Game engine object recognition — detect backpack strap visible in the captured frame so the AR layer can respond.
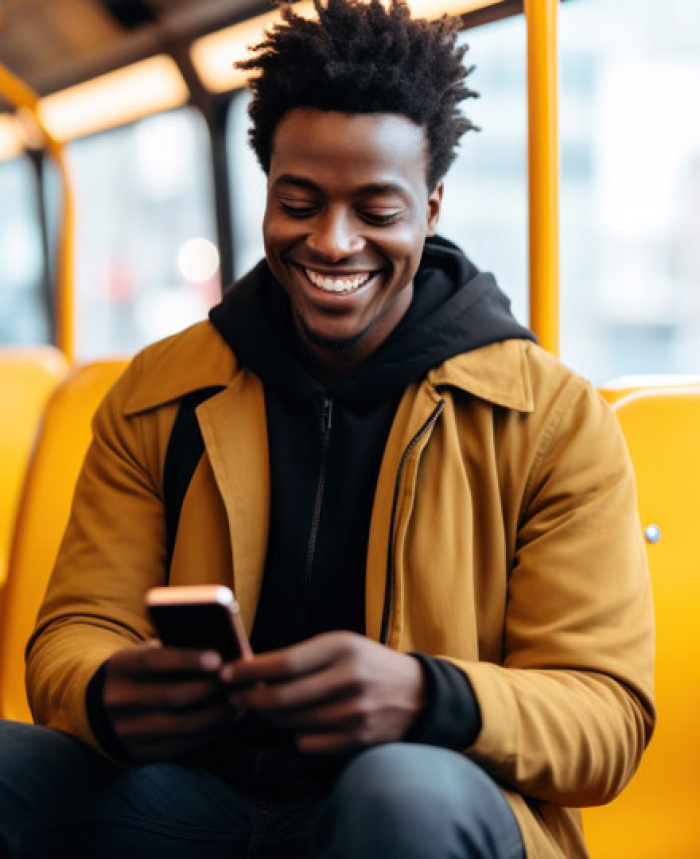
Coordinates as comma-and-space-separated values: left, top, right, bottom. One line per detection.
162, 386, 225, 576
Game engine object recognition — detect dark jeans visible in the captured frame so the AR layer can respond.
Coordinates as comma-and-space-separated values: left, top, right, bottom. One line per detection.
0, 720, 524, 859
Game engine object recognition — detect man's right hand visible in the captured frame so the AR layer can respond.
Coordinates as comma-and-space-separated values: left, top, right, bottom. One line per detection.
102, 641, 235, 763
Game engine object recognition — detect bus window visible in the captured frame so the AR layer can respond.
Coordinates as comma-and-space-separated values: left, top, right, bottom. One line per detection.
0, 156, 49, 345
439, 15, 528, 327
66, 107, 219, 359
560, 0, 700, 384
227, 91, 266, 280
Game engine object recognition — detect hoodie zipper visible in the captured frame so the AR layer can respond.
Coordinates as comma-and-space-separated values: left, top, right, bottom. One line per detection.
302, 394, 334, 632
379, 399, 445, 644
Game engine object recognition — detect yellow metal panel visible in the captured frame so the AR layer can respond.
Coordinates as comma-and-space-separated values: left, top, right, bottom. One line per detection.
0, 348, 68, 586
525, 0, 560, 354
0, 63, 76, 363
0, 114, 23, 161
0, 359, 128, 723
583, 386, 700, 858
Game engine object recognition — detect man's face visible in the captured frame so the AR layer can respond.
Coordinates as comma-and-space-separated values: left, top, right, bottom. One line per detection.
263, 109, 443, 371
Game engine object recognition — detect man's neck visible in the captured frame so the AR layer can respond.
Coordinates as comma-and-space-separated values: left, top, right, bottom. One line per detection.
290, 284, 415, 387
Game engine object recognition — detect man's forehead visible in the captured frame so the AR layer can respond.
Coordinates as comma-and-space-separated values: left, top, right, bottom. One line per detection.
273, 108, 427, 158
273, 173, 411, 197
269, 109, 429, 186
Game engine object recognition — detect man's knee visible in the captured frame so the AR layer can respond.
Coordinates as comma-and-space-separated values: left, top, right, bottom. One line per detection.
0, 719, 78, 785
0, 719, 106, 785
0, 721, 111, 846
312, 743, 523, 859
328, 743, 493, 829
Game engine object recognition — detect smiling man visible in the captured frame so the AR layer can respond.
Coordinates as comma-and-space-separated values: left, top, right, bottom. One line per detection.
0, 1, 655, 858
262, 109, 442, 374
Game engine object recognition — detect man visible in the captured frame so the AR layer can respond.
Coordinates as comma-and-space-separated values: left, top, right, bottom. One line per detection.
0, 1, 654, 857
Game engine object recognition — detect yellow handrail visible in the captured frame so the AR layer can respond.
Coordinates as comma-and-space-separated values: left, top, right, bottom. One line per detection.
525, 0, 560, 355
0, 64, 75, 363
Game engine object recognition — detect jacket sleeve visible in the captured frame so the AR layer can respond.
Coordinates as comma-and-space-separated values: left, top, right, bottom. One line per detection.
25, 352, 169, 751
452, 377, 656, 807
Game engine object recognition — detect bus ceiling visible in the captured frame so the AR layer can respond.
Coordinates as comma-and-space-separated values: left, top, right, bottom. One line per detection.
0, 0, 530, 102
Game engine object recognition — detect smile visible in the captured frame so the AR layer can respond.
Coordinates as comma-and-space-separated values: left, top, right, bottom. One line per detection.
302, 267, 373, 295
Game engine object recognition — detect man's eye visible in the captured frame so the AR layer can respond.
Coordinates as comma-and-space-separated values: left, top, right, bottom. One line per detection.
279, 202, 317, 218
360, 210, 403, 226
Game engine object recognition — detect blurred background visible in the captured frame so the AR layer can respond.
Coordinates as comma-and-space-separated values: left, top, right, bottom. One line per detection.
0, 0, 698, 384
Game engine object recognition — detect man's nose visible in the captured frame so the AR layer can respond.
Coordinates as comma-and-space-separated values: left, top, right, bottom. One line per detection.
305, 209, 365, 261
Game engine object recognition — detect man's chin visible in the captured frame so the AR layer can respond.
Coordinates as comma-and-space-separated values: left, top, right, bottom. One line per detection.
300, 319, 374, 354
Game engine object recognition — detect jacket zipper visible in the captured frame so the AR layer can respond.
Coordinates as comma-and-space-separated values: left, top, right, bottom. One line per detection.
379, 399, 445, 644
302, 394, 334, 632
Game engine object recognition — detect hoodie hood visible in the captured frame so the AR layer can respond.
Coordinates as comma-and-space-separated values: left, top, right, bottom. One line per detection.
209, 235, 535, 405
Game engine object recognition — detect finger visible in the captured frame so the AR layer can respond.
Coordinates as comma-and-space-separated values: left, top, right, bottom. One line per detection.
230, 666, 357, 713
295, 731, 366, 755
105, 676, 225, 713
222, 632, 354, 685
110, 645, 222, 679
116, 703, 229, 753
256, 697, 363, 733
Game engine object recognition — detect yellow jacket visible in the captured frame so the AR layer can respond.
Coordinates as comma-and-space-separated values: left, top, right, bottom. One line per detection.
27, 319, 655, 858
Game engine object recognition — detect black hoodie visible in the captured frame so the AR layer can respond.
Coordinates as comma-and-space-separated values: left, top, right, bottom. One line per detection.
210, 235, 534, 650
202, 236, 535, 795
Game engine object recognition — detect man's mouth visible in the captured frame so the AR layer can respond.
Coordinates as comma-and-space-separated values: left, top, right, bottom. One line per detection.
301, 266, 374, 295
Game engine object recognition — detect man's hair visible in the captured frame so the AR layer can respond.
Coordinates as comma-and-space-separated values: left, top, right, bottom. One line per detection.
237, 0, 478, 189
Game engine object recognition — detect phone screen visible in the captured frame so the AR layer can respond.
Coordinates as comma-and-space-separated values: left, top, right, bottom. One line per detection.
148, 601, 249, 661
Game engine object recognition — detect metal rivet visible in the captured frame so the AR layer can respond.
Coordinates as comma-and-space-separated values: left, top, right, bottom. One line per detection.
644, 524, 662, 544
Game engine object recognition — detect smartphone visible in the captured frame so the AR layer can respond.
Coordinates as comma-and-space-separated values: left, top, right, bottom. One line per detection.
146, 585, 252, 661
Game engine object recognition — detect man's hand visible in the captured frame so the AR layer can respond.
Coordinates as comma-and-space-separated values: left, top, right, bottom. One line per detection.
102, 641, 236, 763
220, 632, 427, 754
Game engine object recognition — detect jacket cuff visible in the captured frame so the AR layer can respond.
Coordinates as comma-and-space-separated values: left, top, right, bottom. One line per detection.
85, 661, 131, 764
405, 654, 482, 749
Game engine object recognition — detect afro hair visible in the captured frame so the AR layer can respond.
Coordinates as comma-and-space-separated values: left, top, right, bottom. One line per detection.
236, 0, 478, 189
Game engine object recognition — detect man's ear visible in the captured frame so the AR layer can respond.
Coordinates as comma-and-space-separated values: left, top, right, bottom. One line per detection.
426, 182, 444, 236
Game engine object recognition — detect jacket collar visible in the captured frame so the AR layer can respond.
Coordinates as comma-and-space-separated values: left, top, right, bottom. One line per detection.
428, 339, 534, 412
122, 320, 534, 417
122, 321, 237, 417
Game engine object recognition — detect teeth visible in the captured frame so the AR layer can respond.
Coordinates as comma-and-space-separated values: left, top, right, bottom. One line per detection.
304, 268, 371, 294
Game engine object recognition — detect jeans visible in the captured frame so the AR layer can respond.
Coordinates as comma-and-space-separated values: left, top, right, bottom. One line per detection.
0, 720, 524, 859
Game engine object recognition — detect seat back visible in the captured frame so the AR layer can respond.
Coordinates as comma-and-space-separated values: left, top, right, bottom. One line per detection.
0, 359, 129, 723
598, 374, 700, 405
0, 347, 68, 586
583, 386, 700, 858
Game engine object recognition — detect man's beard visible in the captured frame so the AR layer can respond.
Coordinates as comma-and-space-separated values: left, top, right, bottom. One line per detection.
299, 316, 376, 354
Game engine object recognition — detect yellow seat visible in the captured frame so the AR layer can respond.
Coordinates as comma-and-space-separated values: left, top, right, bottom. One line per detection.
583, 385, 700, 858
599, 374, 700, 405
0, 359, 128, 723
0, 347, 69, 587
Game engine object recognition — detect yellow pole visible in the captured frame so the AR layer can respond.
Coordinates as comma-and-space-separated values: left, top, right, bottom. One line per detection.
525, 0, 560, 355
0, 64, 75, 364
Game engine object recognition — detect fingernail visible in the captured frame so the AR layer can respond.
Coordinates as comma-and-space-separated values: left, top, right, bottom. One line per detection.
201, 652, 221, 671
220, 665, 235, 682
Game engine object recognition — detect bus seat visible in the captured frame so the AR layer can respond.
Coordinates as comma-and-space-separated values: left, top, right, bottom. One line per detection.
0, 347, 68, 588
599, 374, 700, 405
0, 358, 129, 723
583, 385, 700, 858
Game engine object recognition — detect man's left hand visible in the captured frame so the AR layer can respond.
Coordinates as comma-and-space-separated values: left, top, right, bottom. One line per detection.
220, 632, 427, 753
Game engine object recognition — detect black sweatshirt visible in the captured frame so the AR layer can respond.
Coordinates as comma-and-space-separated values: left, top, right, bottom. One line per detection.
87, 236, 535, 796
